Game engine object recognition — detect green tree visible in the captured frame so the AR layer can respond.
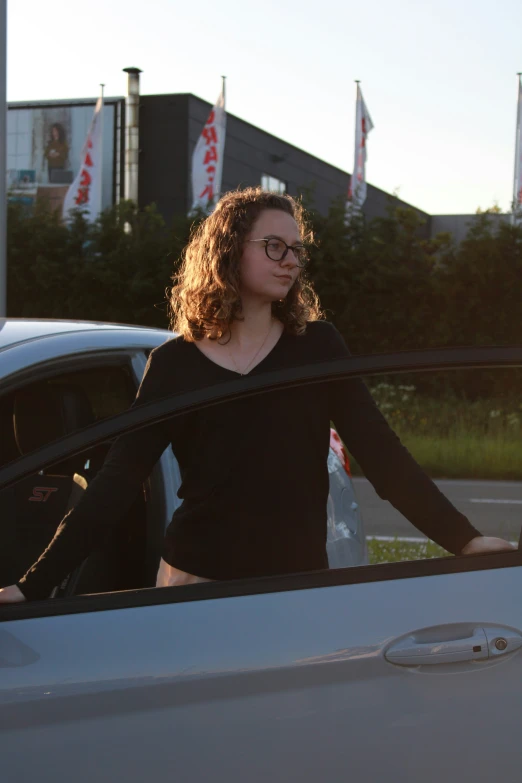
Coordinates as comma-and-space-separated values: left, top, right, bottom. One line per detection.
438, 212, 522, 347
7, 200, 200, 328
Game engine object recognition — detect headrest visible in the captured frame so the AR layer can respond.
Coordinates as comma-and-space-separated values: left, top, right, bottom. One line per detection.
13, 382, 95, 456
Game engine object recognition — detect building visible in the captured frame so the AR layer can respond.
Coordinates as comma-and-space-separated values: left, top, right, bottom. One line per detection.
430, 213, 510, 244
139, 92, 431, 236
7, 90, 504, 243
7, 96, 120, 214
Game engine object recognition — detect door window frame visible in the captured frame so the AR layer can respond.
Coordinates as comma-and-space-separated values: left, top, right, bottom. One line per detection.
2, 345, 522, 622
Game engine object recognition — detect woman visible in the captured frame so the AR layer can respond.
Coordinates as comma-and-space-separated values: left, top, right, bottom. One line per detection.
0, 188, 513, 603
44, 123, 69, 182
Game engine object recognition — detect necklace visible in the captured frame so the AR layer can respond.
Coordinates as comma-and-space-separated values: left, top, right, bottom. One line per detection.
227, 320, 275, 376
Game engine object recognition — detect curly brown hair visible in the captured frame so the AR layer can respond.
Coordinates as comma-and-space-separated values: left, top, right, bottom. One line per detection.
169, 187, 323, 341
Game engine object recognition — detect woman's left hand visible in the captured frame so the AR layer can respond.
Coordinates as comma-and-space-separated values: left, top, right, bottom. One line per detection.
461, 536, 516, 556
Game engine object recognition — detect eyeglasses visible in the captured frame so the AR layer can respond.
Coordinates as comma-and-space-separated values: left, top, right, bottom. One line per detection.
247, 237, 309, 267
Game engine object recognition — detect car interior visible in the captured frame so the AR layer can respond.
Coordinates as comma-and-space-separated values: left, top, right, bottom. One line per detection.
0, 362, 165, 597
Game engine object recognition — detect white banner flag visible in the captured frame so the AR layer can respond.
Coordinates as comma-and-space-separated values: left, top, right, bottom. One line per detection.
62, 95, 103, 222
513, 74, 522, 216
347, 84, 374, 208
191, 83, 226, 213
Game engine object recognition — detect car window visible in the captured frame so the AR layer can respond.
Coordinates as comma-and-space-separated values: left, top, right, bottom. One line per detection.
0, 362, 137, 471
51, 365, 137, 421
0, 361, 144, 592
1, 350, 521, 618
357, 368, 522, 566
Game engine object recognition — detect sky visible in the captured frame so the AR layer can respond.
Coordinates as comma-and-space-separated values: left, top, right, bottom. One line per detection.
7, 0, 522, 215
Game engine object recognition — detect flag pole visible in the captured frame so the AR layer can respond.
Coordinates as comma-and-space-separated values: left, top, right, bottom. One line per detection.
0, 0, 7, 318
512, 72, 522, 225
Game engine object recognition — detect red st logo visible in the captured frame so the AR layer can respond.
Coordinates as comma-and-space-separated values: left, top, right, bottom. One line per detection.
29, 487, 59, 503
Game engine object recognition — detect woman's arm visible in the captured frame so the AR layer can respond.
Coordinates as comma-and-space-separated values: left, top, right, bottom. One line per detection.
330, 374, 483, 554
324, 323, 482, 554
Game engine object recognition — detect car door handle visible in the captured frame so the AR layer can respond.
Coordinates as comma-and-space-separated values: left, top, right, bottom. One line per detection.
385, 624, 522, 667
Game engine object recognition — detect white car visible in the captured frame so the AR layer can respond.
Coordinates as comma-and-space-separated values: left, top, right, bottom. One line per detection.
0, 319, 521, 783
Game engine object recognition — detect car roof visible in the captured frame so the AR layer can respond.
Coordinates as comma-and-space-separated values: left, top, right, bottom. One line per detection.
0, 318, 170, 352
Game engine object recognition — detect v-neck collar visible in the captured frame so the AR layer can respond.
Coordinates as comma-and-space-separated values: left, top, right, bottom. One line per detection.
190, 329, 287, 376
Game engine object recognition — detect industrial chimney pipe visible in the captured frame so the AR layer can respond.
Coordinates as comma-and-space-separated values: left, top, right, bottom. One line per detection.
122, 67, 141, 205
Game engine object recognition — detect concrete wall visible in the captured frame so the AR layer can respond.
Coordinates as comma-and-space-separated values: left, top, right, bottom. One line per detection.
430, 213, 511, 243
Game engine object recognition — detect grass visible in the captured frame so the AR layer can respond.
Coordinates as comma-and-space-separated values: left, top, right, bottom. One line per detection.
351, 383, 522, 564
366, 536, 518, 565
367, 537, 449, 565
350, 432, 522, 481
398, 433, 522, 480
347, 382, 522, 481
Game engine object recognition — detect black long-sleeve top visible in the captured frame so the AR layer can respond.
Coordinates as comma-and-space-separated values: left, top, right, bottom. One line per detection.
17, 321, 481, 600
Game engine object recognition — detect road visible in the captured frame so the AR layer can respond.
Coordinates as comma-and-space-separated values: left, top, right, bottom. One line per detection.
354, 477, 522, 544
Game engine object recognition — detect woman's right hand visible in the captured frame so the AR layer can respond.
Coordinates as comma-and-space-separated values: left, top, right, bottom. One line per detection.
0, 585, 26, 603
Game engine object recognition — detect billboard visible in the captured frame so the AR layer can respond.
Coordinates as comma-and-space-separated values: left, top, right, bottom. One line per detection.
7, 101, 117, 214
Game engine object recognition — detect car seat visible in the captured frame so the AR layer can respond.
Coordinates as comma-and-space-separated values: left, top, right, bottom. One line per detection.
0, 382, 94, 590
1, 379, 150, 596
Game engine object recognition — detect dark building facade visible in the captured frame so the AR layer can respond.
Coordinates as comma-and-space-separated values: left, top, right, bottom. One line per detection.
138, 93, 431, 236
